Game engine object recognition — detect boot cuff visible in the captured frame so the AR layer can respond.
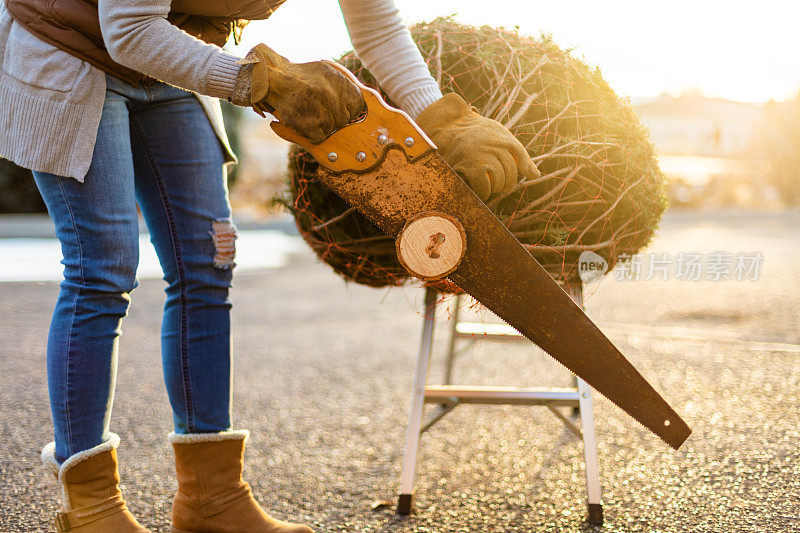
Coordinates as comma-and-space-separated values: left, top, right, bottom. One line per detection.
41, 433, 121, 481
41, 442, 60, 474
168, 430, 250, 444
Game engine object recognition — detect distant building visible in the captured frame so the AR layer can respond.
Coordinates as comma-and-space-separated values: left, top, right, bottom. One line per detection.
634, 95, 782, 208
635, 95, 762, 158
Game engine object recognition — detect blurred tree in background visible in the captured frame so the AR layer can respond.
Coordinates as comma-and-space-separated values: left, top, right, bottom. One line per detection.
221, 100, 243, 186
0, 158, 45, 213
762, 93, 800, 205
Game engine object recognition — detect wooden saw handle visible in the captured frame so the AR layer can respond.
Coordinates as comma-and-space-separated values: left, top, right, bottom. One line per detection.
270, 60, 436, 174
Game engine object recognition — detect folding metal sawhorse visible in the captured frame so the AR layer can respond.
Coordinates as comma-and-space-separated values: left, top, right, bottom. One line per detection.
396, 281, 603, 525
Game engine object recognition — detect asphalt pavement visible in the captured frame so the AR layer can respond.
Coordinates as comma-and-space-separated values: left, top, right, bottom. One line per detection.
1, 210, 799, 532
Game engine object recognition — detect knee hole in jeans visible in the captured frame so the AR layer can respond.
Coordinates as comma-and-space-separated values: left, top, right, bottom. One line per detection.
210, 218, 237, 269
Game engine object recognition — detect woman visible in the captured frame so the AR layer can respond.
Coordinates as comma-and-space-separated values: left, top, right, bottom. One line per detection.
0, 0, 537, 530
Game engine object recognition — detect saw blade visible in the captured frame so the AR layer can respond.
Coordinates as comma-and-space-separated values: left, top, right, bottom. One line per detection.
310, 147, 691, 449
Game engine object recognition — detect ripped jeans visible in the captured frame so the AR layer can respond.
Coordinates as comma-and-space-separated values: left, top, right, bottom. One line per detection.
33, 75, 235, 463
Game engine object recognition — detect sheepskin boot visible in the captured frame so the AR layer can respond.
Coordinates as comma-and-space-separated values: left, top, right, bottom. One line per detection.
169, 430, 313, 533
41, 434, 150, 532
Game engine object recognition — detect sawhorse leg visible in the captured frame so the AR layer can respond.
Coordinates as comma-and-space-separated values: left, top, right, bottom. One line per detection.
443, 295, 460, 385
565, 282, 603, 525
578, 377, 603, 524
397, 287, 438, 514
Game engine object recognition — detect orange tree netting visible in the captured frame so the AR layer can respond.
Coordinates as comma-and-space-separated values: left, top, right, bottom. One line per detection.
278, 18, 667, 290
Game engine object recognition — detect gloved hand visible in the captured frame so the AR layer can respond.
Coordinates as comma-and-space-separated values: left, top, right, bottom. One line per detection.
416, 93, 540, 201
231, 44, 365, 144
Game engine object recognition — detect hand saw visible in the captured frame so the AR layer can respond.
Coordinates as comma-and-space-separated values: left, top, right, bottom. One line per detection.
270, 61, 691, 449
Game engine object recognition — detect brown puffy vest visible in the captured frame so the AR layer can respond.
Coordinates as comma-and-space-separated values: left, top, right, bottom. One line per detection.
5, 0, 286, 86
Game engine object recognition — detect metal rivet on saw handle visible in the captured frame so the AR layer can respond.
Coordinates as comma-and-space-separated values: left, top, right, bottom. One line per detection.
377, 134, 388, 145
328, 152, 338, 162
356, 152, 367, 162
404, 137, 415, 147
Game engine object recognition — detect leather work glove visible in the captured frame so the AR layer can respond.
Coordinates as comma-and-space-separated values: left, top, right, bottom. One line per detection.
231, 44, 365, 144
416, 93, 540, 201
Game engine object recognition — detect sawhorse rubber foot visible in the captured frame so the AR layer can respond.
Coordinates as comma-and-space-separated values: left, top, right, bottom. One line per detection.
397, 493, 414, 515
587, 502, 604, 525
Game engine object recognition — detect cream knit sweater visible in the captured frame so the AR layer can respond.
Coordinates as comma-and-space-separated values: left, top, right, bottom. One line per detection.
0, 0, 442, 180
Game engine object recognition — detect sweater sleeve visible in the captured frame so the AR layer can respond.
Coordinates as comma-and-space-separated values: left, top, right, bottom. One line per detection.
97, 0, 242, 99
338, 0, 442, 118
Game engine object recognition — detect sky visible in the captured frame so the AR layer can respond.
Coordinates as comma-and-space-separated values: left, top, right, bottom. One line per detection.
230, 0, 800, 103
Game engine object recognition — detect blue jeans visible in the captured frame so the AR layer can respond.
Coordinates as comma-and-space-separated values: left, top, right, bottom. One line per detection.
33, 75, 235, 464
